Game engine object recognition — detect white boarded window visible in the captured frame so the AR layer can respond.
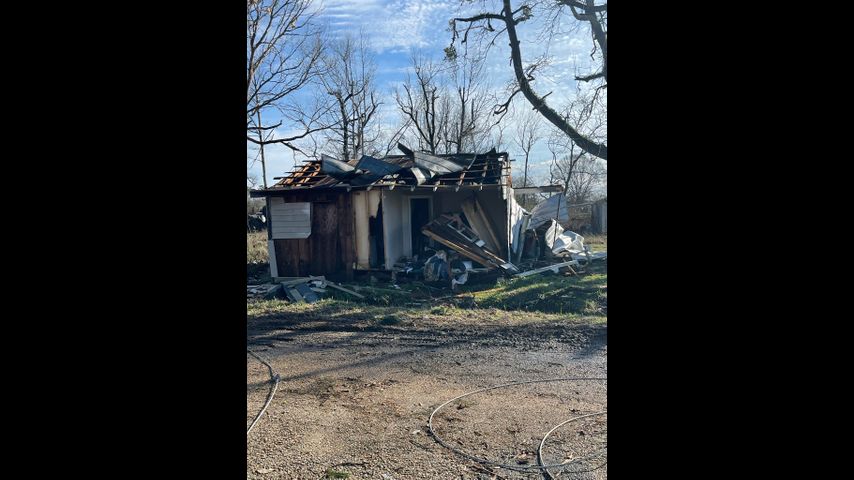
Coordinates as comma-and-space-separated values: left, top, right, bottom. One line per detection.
269, 199, 311, 239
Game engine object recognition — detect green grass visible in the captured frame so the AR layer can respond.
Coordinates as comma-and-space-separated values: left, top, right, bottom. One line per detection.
248, 297, 604, 331
248, 261, 606, 325
456, 261, 607, 314
248, 235, 607, 319
325, 468, 350, 479
583, 233, 607, 252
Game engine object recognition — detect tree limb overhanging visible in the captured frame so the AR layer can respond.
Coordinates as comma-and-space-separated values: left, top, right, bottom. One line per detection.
452, 0, 607, 160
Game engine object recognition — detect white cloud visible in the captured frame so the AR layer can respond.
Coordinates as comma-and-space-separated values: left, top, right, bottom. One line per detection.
251, 1, 604, 185
318, 0, 453, 52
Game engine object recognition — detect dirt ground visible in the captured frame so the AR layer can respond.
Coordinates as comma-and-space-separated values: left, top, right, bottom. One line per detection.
247, 305, 607, 480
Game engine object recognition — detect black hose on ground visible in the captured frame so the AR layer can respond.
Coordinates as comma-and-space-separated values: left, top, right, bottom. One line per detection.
247, 350, 281, 435
428, 377, 607, 473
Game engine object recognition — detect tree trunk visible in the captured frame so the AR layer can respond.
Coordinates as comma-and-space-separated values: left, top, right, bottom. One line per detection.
501, 0, 607, 160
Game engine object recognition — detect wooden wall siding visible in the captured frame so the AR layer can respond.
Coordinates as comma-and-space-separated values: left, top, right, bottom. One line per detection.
272, 191, 355, 280
310, 202, 339, 273
269, 198, 311, 239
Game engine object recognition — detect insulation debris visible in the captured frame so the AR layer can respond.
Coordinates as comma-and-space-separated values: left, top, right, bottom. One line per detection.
544, 219, 585, 256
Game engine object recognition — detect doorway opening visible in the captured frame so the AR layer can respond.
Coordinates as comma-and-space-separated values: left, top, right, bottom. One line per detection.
410, 198, 430, 260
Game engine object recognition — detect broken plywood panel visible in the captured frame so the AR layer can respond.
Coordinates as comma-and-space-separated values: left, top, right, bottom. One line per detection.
460, 197, 501, 253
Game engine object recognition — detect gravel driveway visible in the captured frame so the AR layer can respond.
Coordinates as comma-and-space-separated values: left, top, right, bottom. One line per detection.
247, 306, 607, 479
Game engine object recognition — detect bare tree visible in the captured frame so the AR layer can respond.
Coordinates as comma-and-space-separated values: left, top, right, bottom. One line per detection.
513, 108, 543, 187
449, 0, 608, 160
320, 33, 382, 161
446, 51, 492, 154
395, 53, 494, 155
395, 56, 445, 154
247, 0, 327, 186
547, 93, 606, 205
491, 115, 510, 152
551, 153, 605, 204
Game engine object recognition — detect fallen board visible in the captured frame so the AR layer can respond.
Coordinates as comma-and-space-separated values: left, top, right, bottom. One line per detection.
324, 282, 365, 299
516, 260, 580, 278
273, 276, 326, 286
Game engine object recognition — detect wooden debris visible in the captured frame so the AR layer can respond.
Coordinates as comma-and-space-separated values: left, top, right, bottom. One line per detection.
294, 282, 319, 303
421, 215, 517, 273
285, 287, 304, 302
273, 276, 326, 286
247, 283, 282, 300
460, 197, 501, 253
325, 282, 366, 299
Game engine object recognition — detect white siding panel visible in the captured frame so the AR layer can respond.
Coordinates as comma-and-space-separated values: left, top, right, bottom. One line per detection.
269, 198, 311, 239
268, 240, 278, 277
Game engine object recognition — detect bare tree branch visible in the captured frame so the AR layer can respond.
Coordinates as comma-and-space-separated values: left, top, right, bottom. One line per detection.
247, 0, 328, 176
575, 71, 604, 82
451, 1, 607, 160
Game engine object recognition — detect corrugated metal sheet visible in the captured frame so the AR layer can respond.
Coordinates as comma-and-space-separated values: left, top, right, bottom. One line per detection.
349, 155, 405, 186
527, 194, 571, 230
254, 151, 508, 193
269, 199, 311, 239
413, 151, 469, 175
320, 154, 357, 180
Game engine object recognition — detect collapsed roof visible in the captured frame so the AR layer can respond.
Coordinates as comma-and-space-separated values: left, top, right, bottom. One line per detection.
250, 145, 510, 194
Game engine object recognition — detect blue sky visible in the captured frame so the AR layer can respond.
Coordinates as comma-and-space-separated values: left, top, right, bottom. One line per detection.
248, 0, 603, 187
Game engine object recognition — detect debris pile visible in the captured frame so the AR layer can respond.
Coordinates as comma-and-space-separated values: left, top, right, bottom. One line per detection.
422, 214, 517, 273
415, 195, 605, 282
247, 275, 365, 304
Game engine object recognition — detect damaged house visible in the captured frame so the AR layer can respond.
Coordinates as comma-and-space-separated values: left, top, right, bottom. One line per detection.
249, 146, 562, 281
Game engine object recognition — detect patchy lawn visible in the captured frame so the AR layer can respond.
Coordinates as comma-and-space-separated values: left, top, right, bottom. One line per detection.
248, 231, 268, 264
583, 233, 607, 252
254, 261, 608, 322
